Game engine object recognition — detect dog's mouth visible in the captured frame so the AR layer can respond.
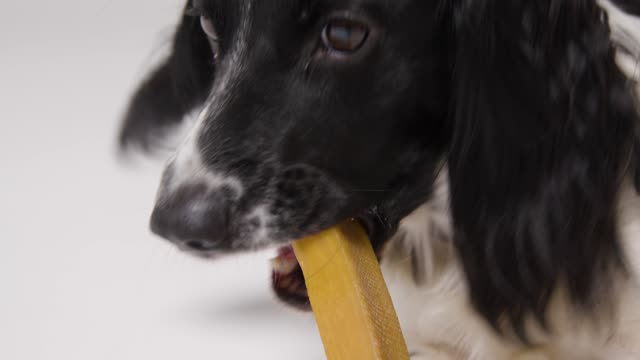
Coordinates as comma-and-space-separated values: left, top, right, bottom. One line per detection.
269, 215, 386, 311
271, 245, 311, 310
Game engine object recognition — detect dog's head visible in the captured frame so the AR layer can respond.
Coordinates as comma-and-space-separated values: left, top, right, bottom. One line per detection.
121, 0, 640, 336
128, 0, 450, 255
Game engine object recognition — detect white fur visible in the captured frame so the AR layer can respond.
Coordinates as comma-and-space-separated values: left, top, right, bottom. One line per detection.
243, 204, 276, 249
167, 124, 244, 197
601, 0, 640, 84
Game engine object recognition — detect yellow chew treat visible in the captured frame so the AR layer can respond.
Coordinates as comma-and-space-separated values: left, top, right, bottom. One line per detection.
292, 220, 409, 360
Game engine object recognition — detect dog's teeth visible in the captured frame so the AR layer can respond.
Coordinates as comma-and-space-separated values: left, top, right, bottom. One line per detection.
270, 258, 298, 274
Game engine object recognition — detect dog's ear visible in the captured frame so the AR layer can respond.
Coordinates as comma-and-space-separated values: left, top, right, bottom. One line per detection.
119, 2, 214, 153
447, 0, 639, 337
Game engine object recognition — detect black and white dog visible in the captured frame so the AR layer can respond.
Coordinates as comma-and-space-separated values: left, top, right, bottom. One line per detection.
120, 0, 640, 358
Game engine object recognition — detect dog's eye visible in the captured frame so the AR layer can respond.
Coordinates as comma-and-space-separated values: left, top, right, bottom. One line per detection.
200, 16, 221, 56
321, 20, 369, 53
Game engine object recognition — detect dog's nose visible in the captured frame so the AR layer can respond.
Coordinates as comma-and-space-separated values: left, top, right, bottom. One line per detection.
150, 183, 230, 248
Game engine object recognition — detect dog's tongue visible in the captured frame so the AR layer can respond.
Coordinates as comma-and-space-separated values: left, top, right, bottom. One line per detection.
271, 245, 299, 274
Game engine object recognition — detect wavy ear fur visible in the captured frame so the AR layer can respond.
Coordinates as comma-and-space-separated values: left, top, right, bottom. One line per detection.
119, 1, 214, 153
447, 0, 640, 337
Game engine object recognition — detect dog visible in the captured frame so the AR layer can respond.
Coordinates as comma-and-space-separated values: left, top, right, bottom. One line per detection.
120, 0, 640, 358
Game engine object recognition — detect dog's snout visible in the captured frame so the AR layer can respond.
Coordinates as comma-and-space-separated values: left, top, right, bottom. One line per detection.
150, 183, 231, 247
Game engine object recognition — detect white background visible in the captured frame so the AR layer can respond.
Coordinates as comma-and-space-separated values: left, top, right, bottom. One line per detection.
0, 1, 323, 359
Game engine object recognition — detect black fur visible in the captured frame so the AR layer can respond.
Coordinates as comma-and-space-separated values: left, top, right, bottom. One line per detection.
121, 0, 640, 340
447, 0, 639, 336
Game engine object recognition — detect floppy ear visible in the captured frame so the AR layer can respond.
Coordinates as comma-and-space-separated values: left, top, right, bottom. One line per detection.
119, 1, 214, 153
447, 0, 639, 337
